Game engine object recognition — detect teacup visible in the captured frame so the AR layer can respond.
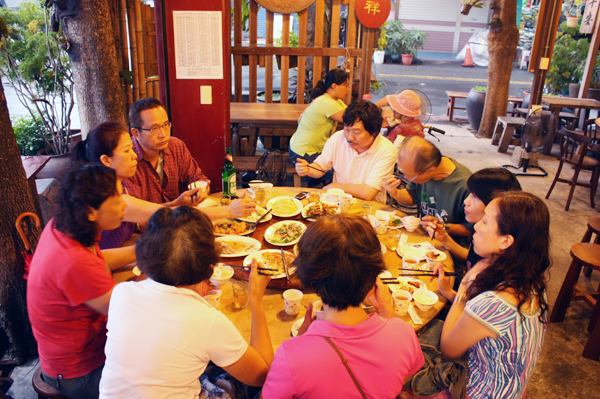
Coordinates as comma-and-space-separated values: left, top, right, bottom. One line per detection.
283, 289, 303, 316
326, 188, 345, 205
259, 183, 274, 199
375, 214, 390, 235
204, 289, 222, 309
402, 255, 421, 274
392, 290, 412, 316
339, 193, 356, 212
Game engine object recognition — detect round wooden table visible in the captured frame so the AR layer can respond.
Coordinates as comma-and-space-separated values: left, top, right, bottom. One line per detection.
114, 186, 455, 350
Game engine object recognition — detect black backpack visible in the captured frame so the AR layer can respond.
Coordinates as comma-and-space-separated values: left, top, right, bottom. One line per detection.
255, 150, 287, 186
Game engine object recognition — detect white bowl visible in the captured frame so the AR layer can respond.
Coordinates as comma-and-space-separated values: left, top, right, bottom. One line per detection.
379, 270, 392, 279
210, 264, 234, 286
402, 216, 421, 232
424, 250, 447, 267
412, 289, 439, 312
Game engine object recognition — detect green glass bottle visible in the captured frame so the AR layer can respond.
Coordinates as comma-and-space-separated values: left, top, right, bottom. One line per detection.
222, 147, 236, 196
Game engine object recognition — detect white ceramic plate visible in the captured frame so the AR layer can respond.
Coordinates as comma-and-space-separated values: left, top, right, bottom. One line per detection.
267, 196, 304, 217
213, 219, 257, 236
235, 206, 272, 224
301, 202, 340, 222
388, 214, 403, 230
387, 277, 427, 295
291, 317, 304, 337
396, 242, 436, 260
264, 221, 307, 246
216, 236, 262, 258
243, 249, 297, 279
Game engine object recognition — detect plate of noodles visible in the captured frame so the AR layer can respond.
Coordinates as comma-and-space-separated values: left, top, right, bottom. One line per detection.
266, 196, 303, 217
216, 236, 262, 257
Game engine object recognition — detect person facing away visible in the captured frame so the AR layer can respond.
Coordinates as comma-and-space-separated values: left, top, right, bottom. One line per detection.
376, 89, 425, 145
27, 164, 136, 399
289, 68, 350, 187
72, 122, 256, 250
125, 97, 210, 206
99, 206, 273, 398
295, 100, 398, 203
383, 136, 473, 239
440, 192, 550, 399
262, 214, 424, 399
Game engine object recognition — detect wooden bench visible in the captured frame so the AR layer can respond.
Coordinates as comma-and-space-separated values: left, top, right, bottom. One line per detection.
491, 116, 525, 153
233, 155, 301, 187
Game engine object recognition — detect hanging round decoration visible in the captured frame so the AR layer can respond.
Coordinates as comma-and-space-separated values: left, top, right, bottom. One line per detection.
355, 0, 391, 29
255, 0, 316, 15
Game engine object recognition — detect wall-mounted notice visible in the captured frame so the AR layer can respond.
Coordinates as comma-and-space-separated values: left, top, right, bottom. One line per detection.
173, 11, 223, 79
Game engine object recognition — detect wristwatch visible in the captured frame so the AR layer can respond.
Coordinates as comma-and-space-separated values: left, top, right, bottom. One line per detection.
444, 223, 450, 233
454, 292, 468, 305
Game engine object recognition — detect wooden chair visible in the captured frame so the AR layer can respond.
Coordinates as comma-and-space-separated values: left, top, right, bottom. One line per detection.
549, 242, 600, 360
545, 128, 600, 211
583, 217, 600, 277
32, 366, 72, 399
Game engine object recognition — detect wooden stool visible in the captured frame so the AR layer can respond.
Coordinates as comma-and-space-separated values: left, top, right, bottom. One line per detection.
583, 217, 600, 277
491, 116, 525, 153
549, 242, 600, 360
32, 366, 72, 399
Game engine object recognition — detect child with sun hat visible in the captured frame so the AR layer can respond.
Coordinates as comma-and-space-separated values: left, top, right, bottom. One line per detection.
376, 89, 424, 144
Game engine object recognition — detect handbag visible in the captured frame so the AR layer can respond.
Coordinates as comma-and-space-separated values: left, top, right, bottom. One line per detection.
405, 319, 468, 399
323, 337, 368, 399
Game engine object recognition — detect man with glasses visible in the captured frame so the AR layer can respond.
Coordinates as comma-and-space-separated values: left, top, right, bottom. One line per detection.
383, 136, 473, 239
295, 100, 397, 203
126, 98, 209, 206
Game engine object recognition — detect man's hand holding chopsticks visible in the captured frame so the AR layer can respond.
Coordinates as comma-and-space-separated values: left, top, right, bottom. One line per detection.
295, 158, 326, 178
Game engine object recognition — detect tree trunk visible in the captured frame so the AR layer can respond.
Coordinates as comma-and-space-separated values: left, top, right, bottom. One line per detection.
0, 84, 39, 362
477, 0, 519, 138
55, 0, 127, 137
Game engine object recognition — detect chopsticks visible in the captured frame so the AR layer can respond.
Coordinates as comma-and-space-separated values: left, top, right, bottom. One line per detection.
251, 208, 273, 225
397, 269, 460, 277
306, 164, 327, 174
221, 263, 279, 276
281, 248, 291, 283
188, 174, 198, 203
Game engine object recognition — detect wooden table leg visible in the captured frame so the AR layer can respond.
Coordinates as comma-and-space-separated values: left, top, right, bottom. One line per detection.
498, 124, 515, 153
491, 118, 502, 145
448, 97, 455, 122
549, 258, 583, 323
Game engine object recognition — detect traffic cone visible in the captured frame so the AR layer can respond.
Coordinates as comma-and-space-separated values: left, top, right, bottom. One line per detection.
462, 43, 475, 68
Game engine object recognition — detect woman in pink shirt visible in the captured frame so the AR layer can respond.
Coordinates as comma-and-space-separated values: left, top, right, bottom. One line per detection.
262, 214, 424, 398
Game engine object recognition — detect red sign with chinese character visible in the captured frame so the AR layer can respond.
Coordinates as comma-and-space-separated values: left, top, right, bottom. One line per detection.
355, 0, 390, 29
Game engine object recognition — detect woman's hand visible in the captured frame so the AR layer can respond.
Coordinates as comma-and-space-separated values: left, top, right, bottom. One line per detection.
248, 259, 270, 307
382, 176, 401, 195
430, 264, 455, 302
422, 216, 448, 243
366, 278, 395, 319
297, 302, 314, 336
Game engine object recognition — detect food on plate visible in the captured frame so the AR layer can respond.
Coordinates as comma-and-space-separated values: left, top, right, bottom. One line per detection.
391, 280, 423, 294
261, 252, 296, 274
271, 198, 298, 215
214, 221, 249, 235
304, 202, 338, 218
270, 223, 304, 244
425, 250, 442, 260
242, 207, 268, 222
217, 240, 259, 255
413, 290, 437, 305
212, 264, 233, 279
389, 218, 402, 227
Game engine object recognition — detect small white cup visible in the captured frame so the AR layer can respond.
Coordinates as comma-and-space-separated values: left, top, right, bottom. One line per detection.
248, 180, 264, 193
402, 255, 421, 274
375, 214, 390, 235
339, 193, 355, 212
283, 289, 303, 316
312, 299, 325, 320
204, 289, 222, 309
393, 290, 412, 316
187, 180, 209, 197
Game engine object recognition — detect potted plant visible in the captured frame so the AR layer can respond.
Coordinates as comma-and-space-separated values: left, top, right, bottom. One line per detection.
564, 0, 582, 28
0, 2, 75, 164
398, 28, 427, 65
545, 33, 589, 95
382, 20, 404, 62
373, 28, 386, 64
466, 86, 486, 131
12, 115, 49, 156
460, 0, 486, 16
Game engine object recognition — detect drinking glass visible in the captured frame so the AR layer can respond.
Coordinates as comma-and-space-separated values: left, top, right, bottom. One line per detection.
232, 281, 249, 309
388, 230, 401, 251
361, 202, 372, 218
308, 190, 320, 204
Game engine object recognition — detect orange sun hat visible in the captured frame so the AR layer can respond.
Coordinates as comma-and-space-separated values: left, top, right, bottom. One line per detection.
386, 90, 422, 118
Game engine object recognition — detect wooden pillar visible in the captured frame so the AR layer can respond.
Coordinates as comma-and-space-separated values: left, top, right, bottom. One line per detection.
578, 7, 600, 99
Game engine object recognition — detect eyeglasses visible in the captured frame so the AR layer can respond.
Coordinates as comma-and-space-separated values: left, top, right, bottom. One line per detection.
399, 164, 432, 182
135, 121, 171, 135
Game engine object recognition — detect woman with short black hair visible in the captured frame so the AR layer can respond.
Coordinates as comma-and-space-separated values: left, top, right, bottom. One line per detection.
99, 206, 274, 398
262, 214, 424, 398
27, 164, 136, 399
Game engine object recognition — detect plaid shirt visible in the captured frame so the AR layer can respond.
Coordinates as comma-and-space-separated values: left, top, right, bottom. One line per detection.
125, 136, 207, 204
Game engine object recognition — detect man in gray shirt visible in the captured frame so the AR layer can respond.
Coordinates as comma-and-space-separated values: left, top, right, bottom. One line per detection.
383, 136, 473, 239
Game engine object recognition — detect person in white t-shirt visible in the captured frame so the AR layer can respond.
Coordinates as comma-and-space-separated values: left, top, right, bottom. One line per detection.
99, 206, 273, 398
295, 100, 398, 203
